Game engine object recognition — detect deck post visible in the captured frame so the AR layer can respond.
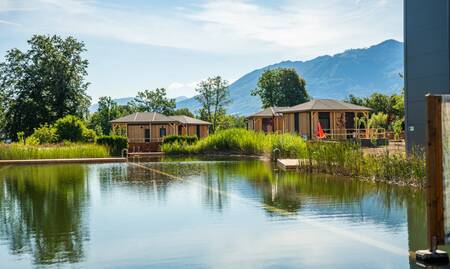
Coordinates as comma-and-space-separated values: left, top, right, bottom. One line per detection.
415, 94, 449, 264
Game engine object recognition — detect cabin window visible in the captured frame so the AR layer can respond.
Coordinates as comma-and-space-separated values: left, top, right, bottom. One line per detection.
178, 125, 183, 135
144, 128, 151, 143
196, 125, 201, 138
160, 127, 167, 137
318, 112, 331, 133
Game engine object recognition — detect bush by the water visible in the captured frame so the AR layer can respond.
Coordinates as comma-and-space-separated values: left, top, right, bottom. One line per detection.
163, 135, 198, 145
97, 135, 128, 156
161, 128, 306, 157
0, 143, 110, 160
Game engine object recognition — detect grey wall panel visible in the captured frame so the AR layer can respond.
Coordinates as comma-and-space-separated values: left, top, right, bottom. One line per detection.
404, 0, 449, 152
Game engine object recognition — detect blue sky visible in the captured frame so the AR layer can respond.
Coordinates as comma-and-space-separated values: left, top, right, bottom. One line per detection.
0, 0, 403, 102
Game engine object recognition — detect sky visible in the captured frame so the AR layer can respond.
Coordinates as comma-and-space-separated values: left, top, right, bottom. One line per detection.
0, 0, 403, 102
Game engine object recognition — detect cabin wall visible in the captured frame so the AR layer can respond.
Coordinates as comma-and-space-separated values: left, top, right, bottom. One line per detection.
248, 116, 283, 133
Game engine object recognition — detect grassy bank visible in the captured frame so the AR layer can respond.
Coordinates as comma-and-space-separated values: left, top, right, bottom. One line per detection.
162, 129, 426, 186
0, 143, 110, 160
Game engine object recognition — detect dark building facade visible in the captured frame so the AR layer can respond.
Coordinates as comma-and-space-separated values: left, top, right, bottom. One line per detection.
404, 0, 450, 151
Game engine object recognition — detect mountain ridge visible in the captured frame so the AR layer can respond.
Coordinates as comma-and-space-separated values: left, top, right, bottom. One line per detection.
176, 39, 404, 115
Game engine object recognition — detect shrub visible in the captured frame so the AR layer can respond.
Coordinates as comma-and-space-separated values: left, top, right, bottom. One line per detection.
97, 135, 128, 156
25, 135, 40, 145
82, 128, 97, 143
163, 135, 198, 145
54, 115, 85, 142
29, 124, 58, 144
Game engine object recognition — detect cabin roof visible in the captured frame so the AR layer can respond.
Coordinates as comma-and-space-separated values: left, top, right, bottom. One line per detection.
110, 112, 211, 125
281, 99, 371, 113
169, 115, 212, 125
248, 107, 289, 118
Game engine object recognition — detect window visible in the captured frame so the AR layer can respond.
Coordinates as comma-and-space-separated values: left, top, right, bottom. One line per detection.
178, 125, 183, 135
160, 127, 167, 137
144, 129, 151, 143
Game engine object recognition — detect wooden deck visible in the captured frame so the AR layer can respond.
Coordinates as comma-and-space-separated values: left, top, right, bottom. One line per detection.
277, 159, 299, 171
0, 158, 127, 165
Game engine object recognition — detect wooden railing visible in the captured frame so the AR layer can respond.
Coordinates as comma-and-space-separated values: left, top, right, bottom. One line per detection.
316, 128, 389, 140
128, 138, 165, 143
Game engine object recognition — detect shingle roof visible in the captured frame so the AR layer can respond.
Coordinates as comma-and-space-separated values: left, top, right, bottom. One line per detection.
110, 112, 211, 125
248, 107, 289, 118
169, 115, 212, 125
281, 99, 371, 113
110, 112, 176, 123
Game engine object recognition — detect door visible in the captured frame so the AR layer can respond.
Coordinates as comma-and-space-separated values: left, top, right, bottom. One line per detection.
262, 118, 272, 133
178, 125, 183, 135
318, 112, 331, 133
196, 125, 201, 138
294, 113, 300, 133
345, 112, 355, 138
144, 128, 151, 143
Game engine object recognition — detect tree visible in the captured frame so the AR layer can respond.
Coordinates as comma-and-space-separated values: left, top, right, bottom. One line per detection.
345, 91, 404, 126
195, 76, 231, 133
171, 108, 195, 117
89, 97, 121, 135
216, 115, 246, 131
0, 35, 90, 139
130, 88, 175, 115
252, 68, 309, 108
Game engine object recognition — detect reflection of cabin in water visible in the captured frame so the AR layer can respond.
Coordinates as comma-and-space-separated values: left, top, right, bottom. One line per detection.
247, 99, 371, 140
111, 112, 211, 152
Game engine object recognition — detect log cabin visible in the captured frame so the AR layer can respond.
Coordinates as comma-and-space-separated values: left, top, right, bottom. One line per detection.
248, 99, 371, 140
111, 112, 211, 152
247, 107, 287, 133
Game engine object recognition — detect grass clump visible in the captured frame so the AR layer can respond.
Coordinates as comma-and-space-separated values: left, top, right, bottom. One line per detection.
161, 128, 306, 157
0, 143, 110, 160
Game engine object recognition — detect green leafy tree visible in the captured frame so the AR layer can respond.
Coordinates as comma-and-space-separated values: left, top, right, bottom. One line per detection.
130, 88, 175, 115
89, 96, 122, 135
216, 115, 246, 131
171, 108, 195, 117
345, 90, 405, 128
252, 68, 309, 108
195, 76, 231, 133
0, 35, 91, 139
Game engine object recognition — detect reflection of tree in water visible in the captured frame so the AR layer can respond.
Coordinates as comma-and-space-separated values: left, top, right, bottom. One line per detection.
0, 165, 89, 265
219, 161, 421, 230
201, 163, 229, 212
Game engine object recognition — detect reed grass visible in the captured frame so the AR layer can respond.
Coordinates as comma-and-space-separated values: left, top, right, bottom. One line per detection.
0, 143, 110, 160
161, 128, 306, 157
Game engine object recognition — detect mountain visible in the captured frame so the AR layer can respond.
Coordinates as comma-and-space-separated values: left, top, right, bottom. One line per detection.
176, 39, 404, 115
89, 96, 188, 112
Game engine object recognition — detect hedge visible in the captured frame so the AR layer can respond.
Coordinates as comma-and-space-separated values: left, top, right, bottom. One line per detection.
96, 135, 128, 156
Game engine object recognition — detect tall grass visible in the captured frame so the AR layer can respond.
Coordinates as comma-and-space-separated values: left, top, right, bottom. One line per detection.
162, 128, 426, 186
0, 143, 110, 160
161, 128, 306, 157
299, 141, 426, 186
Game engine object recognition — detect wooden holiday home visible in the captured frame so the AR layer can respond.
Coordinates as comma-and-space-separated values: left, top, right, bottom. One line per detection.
111, 112, 211, 152
248, 99, 371, 140
247, 107, 288, 133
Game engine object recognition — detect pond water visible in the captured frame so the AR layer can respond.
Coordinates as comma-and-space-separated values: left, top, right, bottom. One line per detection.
0, 158, 438, 268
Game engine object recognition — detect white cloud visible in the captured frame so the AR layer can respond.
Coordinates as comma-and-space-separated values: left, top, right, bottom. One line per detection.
167, 81, 199, 98
0, 0, 403, 57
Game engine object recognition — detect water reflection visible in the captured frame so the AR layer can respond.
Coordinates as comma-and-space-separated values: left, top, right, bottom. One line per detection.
0, 165, 89, 265
0, 160, 433, 268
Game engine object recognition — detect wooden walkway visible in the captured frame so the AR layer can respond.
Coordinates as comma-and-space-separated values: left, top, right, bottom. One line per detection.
277, 159, 299, 171
0, 158, 127, 165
